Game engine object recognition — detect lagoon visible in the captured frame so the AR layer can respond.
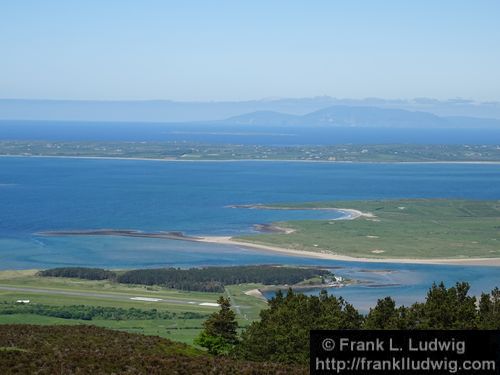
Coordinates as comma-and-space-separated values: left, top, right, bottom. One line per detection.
1, 157, 499, 309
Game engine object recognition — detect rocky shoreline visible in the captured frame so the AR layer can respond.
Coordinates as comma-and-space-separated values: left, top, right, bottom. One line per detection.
37, 229, 202, 241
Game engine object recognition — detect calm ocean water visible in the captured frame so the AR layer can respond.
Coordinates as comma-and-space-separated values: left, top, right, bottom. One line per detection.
2, 121, 500, 144
1, 156, 499, 309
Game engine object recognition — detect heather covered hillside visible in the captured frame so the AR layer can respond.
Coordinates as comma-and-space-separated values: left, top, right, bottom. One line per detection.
0, 325, 306, 375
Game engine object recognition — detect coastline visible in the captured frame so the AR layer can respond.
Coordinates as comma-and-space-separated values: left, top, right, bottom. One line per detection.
229, 205, 374, 220
194, 236, 500, 266
36, 201, 500, 267
2, 154, 500, 165
35, 229, 500, 266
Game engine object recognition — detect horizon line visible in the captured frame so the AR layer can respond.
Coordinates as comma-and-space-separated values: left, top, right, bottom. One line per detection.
0, 96, 497, 105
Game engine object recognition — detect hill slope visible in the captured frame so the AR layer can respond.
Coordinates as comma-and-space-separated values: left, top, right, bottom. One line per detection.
224, 105, 500, 128
0, 325, 305, 374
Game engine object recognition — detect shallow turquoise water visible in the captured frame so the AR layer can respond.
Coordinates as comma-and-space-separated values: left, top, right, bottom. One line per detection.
1, 156, 499, 309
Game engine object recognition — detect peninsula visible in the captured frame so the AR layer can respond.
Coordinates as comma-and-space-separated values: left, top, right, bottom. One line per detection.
2, 141, 500, 163
37, 199, 500, 266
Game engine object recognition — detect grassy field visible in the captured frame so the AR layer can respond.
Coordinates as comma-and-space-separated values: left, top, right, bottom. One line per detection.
0, 270, 220, 302
235, 199, 500, 259
0, 270, 268, 344
225, 283, 268, 322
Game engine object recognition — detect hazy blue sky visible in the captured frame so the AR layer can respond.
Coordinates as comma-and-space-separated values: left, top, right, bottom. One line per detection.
1, 1, 499, 101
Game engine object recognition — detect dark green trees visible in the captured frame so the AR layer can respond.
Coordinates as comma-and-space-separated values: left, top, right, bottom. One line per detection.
237, 289, 363, 364
410, 282, 478, 329
195, 296, 239, 355
37, 267, 116, 280
477, 287, 500, 329
235, 283, 500, 365
364, 297, 406, 329
365, 283, 480, 330
39, 266, 332, 293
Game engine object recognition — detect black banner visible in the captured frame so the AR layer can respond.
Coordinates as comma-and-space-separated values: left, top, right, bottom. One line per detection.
311, 330, 500, 374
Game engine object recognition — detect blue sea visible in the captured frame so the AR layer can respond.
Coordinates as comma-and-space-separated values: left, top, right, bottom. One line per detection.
1, 156, 499, 310
2, 120, 500, 144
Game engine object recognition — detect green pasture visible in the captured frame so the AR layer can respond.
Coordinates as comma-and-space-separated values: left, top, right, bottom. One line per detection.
236, 199, 500, 259
0, 270, 268, 344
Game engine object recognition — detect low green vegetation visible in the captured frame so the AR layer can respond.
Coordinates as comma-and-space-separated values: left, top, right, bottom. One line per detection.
0, 325, 305, 374
1, 272, 499, 371
224, 283, 268, 322
4, 268, 500, 369
0, 314, 209, 343
236, 199, 500, 259
0, 301, 206, 321
0, 270, 222, 306
1, 140, 500, 162
0, 268, 269, 343
0, 269, 239, 343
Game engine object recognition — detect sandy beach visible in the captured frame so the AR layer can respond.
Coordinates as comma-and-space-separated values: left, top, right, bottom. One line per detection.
37, 203, 500, 267
194, 235, 500, 266
34, 199, 500, 267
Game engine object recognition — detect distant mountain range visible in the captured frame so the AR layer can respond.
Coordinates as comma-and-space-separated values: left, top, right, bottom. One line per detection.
221, 106, 500, 128
1, 97, 500, 124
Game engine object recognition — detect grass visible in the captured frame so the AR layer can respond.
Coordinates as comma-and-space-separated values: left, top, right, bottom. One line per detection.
0, 270, 221, 302
225, 283, 268, 323
235, 199, 500, 259
0, 270, 268, 344
0, 290, 209, 313
0, 314, 207, 343
0, 284, 212, 343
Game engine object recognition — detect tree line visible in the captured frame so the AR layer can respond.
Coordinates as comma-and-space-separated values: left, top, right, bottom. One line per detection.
37, 266, 332, 292
37, 267, 116, 281
197, 282, 500, 365
0, 301, 207, 321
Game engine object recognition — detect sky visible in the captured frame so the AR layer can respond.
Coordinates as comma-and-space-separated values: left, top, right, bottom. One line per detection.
0, 0, 499, 102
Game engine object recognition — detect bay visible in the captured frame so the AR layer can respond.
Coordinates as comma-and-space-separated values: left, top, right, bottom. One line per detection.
1, 156, 499, 310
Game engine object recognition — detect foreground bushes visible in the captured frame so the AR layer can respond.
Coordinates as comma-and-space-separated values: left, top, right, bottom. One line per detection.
237, 289, 363, 364
0, 325, 306, 375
